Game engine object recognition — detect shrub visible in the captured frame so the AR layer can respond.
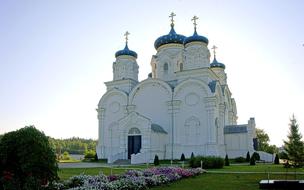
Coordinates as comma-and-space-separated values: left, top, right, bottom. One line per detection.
235, 156, 246, 163
252, 152, 260, 161
225, 154, 230, 166
94, 153, 98, 161
274, 154, 280, 164
250, 155, 256, 165
246, 151, 250, 162
154, 155, 160, 166
0, 126, 58, 189
189, 156, 224, 169
62, 151, 71, 160
180, 153, 185, 161
84, 149, 96, 159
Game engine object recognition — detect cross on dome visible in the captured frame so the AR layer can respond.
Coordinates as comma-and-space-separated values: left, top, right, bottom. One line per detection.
191, 15, 199, 29
169, 12, 176, 26
124, 31, 130, 43
211, 45, 218, 58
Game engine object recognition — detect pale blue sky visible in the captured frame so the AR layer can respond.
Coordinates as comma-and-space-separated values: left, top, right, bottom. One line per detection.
0, 0, 303, 146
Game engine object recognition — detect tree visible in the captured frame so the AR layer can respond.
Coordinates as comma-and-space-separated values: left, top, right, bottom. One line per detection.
252, 152, 260, 161
284, 115, 304, 167
274, 154, 279, 164
225, 154, 230, 166
154, 155, 159, 166
191, 152, 195, 160
256, 128, 278, 153
180, 153, 185, 161
0, 126, 58, 189
246, 151, 250, 162
250, 155, 256, 165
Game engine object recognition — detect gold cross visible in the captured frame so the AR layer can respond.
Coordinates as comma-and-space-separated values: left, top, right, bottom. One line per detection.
124, 31, 130, 43
169, 12, 176, 25
211, 45, 218, 57
191, 15, 199, 28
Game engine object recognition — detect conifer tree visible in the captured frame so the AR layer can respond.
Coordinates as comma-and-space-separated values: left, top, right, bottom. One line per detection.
274, 154, 279, 164
284, 115, 304, 167
225, 154, 230, 166
246, 151, 250, 162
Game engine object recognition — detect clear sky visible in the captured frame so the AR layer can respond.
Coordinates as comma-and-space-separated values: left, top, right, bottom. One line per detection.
0, 0, 303, 146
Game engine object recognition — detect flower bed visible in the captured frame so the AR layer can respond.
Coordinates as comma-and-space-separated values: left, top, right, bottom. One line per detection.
51, 167, 205, 190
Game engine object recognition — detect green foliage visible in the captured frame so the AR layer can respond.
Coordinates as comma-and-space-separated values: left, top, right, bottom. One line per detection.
154, 155, 160, 166
189, 156, 224, 169
250, 155, 256, 165
246, 151, 250, 162
234, 157, 246, 163
224, 154, 230, 166
278, 151, 288, 160
94, 153, 98, 161
84, 149, 96, 159
48, 137, 97, 155
0, 126, 58, 189
252, 152, 260, 161
256, 128, 278, 154
180, 153, 185, 161
190, 152, 194, 159
62, 151, 71, 160
284, 115, 304, 167
274, 154, 279, 164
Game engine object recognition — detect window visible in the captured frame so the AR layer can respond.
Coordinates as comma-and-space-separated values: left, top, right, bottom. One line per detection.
164, 63, 168, 74
180, 63, 183, 71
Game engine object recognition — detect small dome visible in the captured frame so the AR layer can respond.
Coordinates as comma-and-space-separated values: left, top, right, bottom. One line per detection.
210, 57, 225, 69
184, 30, 209, 45
115, 43, 138, 58
154, 25, 186, 50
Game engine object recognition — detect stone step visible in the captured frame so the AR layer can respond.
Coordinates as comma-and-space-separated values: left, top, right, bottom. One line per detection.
113, 159, 131, 165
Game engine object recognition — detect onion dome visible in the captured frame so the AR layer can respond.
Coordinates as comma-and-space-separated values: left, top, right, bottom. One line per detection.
184, 15, 208, 45
115, 43, 137, 58
210, 45, 225, 69
154, 25, 185, 50
210, 57, 225, 69
184, 30, 209, 45
115, 31, 138, 58
154, 12, 186, 50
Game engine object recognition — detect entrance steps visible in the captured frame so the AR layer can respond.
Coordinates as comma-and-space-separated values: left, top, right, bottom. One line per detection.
113, 159, 131, 165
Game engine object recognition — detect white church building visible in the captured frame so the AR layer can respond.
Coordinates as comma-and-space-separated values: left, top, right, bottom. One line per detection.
96, 14, 257, 164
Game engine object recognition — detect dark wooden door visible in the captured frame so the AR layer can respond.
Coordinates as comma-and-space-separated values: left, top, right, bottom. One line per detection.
128, 135, 141, 159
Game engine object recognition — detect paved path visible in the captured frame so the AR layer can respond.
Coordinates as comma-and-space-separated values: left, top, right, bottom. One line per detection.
58, 162, 108, 168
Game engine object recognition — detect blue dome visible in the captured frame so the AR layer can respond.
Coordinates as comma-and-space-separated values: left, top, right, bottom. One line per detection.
184, 30, 209, 45
210, 57, 225, 69
115, 43, 138, 58
154, 25, 186, 50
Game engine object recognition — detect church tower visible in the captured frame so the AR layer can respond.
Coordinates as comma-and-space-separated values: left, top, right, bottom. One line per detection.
183, 16, 210, 70
210, 46, 227, 85
151, 12, 185, 82
113, 31, 139, 82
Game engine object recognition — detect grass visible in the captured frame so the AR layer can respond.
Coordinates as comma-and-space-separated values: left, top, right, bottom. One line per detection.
58, 163, 304, 189
208, 163, 304, 172
152, 173, 304, 190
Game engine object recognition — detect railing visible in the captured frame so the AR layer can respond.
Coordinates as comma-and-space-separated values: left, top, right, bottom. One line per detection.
131, 151, 151, 164
108, 151, 125, 164
256, 151, 275, 162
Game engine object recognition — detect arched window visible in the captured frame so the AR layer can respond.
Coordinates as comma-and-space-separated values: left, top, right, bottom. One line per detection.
128, 127, 141, 135
180, 63, 183, 71
164, 63, 168, 74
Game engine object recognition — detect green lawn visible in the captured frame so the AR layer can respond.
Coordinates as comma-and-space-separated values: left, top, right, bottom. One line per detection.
58, 164, 304, 190
208, 163, 304, 172
152, 173, 304, 190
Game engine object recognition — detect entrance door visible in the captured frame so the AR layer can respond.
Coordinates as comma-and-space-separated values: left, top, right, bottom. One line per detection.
128, 135, 141, 159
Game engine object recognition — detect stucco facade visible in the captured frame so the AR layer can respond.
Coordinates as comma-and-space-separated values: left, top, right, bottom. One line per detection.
96, 16, 257, 163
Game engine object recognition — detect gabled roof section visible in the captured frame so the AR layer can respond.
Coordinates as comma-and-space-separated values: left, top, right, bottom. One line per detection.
224, 125, 247, 134
151, 123, 168, 134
